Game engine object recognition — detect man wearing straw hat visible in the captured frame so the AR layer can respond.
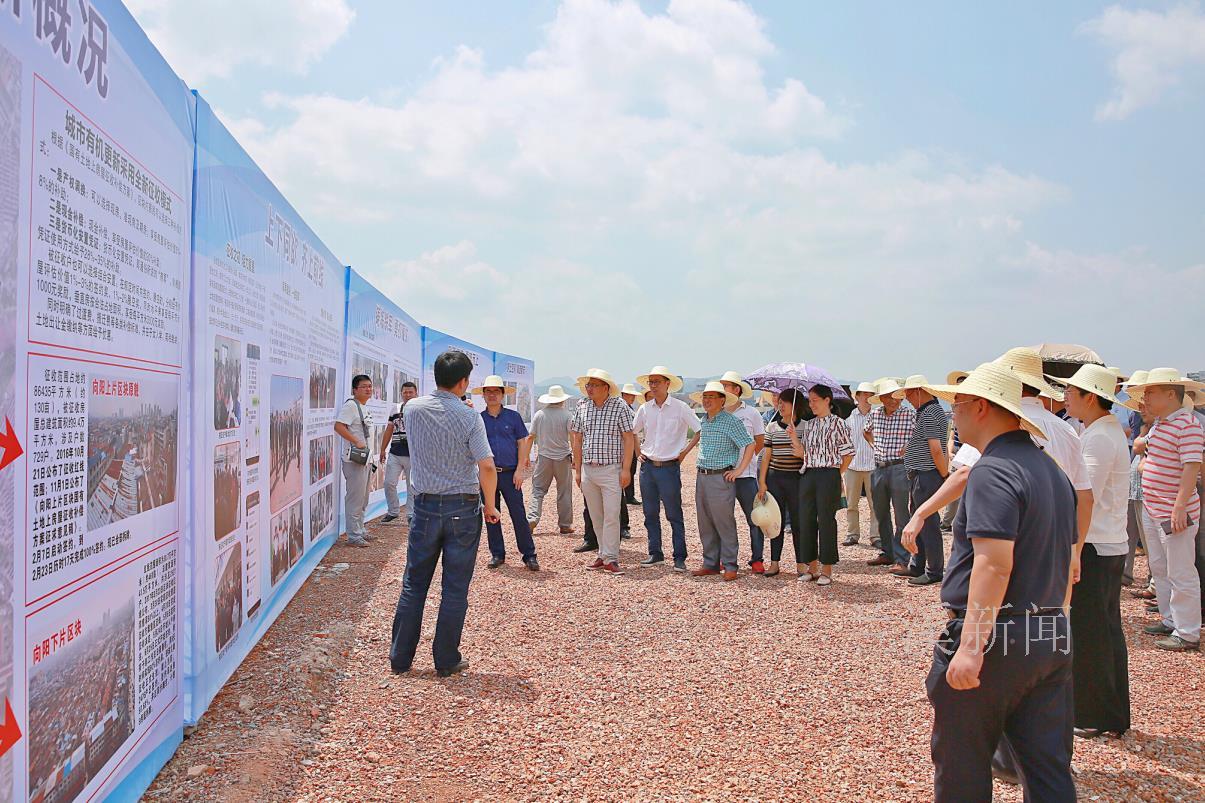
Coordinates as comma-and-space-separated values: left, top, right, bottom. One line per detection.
1126, 368, 1204, 651
863, 378, 916, 570
681, 381, 756, 580
719, 371, 766, 572
570, 369, 636, 575
1061, 364, 1132, 734
621, 384, 643, 506
920, 363, 1076, 803
892, 374, 949, 585
476, 375, 539, 571
527, 385, 577, 536
631, 366, 698, 571
842, 382, 877, 547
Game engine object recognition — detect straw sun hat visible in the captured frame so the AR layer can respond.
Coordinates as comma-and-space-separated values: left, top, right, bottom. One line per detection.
576, 368, 621, 398
718, 370, 754, 399
471, 375, 515, 396
636, 366, 685, 394
923, 362, 1047, 440
891, 375, 933, 399
538, 385, 574, 405
750, 491, 782, 540
869, 378, 904, 406
690, 381, 740, 407
1061, 364, 1121, 405
854, 381, 878, 396
620, 383, 641, 397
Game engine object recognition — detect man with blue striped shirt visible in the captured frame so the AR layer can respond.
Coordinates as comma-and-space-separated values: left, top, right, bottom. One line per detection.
390, 351, 500, 678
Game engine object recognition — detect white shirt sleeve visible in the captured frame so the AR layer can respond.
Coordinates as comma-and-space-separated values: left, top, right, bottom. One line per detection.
951, 444, 981, 469
1079, 429, 1110, 502
632, 403, 647, 435
1064, 434, 1093, 492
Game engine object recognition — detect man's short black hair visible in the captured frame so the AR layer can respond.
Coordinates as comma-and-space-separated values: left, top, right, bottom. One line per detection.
401, 381, 418, 390
352, 374, 371, 390
434, 351, 474, 389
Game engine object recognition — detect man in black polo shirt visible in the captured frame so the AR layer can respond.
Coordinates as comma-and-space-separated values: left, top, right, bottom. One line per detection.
923, 363, 1077, 803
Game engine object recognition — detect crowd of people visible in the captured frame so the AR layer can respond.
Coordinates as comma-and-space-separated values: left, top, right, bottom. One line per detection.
212, 444, 242, 539
362, 348, 1203, 803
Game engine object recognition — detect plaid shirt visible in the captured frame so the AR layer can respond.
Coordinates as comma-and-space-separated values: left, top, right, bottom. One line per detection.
698, 410, 754, 470
800, 414, 855, 470
570, 395, 633, 465
864, 405, 916, 465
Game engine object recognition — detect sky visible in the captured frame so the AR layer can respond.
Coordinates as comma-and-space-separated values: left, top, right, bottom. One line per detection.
127, 0, 1205, 384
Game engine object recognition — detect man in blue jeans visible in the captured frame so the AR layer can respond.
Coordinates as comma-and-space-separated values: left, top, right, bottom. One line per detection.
632, 366, 697, 571
390, 351, 500, 677
476, 374, 539, 570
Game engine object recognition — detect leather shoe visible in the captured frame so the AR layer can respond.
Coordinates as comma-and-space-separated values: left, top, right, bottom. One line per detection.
572, 541, 598, 553
524, 557, 540, 571
842, 535, 859, 546
620, 528, 632, 540
722, 571, 738, 581
691, 567, 721, 577
559, 526, 575, 534
1143, 622, 1173, 636
487, 555, 504, 569
436, 659, 469, 678
908, 572, 941, 586
641, 555, 665, 566
890, 566, 920, 578
866, 556, 894, 566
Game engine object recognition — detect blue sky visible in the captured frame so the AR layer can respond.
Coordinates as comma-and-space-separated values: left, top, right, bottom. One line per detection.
128, 0, 1205, 383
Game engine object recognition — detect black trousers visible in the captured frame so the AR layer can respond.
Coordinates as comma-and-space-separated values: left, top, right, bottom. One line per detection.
623, 452, 639, 502
798, 467, 841, 566
766, 469, 803, 563
927, 613, 1076, 803
1070, 544, 1130, 733
582, 498, 628, 546
908, 468, 945, 577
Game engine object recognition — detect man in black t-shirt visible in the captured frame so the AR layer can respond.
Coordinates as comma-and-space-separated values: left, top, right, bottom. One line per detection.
922, 363, 1077, 803
380, 381, 419, 522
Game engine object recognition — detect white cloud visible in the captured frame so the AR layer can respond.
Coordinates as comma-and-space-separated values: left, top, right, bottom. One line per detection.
127, 0, 354, 84
1081, 2, 1205, 120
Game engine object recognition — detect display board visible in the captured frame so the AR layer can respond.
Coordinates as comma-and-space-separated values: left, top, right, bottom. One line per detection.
1, 1, 193, 800
186, 97, 346, 724
344, 269, 422, 523
493, 353, 536, 424
420, 329, 492, 409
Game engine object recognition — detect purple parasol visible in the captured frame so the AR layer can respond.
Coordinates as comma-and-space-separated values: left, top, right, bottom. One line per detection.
743, 362, 851, 400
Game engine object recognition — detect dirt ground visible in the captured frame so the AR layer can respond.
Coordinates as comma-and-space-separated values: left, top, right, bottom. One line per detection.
146, 453, 1203, 802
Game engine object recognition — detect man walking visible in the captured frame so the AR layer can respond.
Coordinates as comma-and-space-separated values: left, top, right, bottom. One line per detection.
476, 375, 539, 571
389, 351, 500, 677
379, 380, 419, 523
843, 382, 877, 547
632, 366, 697, 571
527, 385, 576, 535
864, 378, 916, 571
571, 369, 636, 575
894, 375, 949, 585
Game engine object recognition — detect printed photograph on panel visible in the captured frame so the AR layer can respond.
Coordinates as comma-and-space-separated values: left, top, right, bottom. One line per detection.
214, 542, 243, 652
214, 334, 242, 430
308, 434, 334, 485
308, 483, 335, 542
27, 599, 136, 803
367, 424, 386, 494
308, 361, 336, 409
288, 501, 305, 568
269, 505, 292, 586
269, 375, 303, 513
351, 352, 386, 401
389, 370, 417, 405
213, 441, 242, 541
515, 383, 533, 423
86, 374, 179, 530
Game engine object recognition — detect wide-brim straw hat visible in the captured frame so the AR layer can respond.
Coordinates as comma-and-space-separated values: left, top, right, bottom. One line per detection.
576, 368, 621, 398
471, 375, 515, 396
1062, 364, 1121, 405
1107, 366, 1129, 384
891, 374, 932, 400
635, 366, 684, 393
870, 378, 904, 406
750, 491, 782, 539
994, 347, 1064, 401
621, 383, 641, 398
690, 380, 739, 407
538, 385, 573, 405
923, 362, 1047, 440
1121, 369, 1149, 390
719, 370, 754, 399
946, 371, 969, 385
1123, 367, 1205, 395
854, 381, 877, 396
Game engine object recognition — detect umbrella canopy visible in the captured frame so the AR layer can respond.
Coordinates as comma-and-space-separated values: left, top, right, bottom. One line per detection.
1027, 343, 1104, 381
743, 363, 851, 400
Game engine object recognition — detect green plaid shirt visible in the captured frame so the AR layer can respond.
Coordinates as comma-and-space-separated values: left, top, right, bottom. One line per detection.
698, 410, 753, 469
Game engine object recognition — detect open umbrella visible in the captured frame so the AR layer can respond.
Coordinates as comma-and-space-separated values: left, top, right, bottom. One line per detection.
743, 362, 851, 400
1028, 343, 1104, 381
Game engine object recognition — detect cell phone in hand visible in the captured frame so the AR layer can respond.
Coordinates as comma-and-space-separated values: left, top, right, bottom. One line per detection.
1162, 515, 1196, 534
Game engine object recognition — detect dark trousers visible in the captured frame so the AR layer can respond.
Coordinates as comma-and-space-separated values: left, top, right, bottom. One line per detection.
624, 452, 639, 502
484, 469, 536, 560
583, 497, 628, 546
908, 468, 945, 578
766, 470, 802, 563
1071, 545, 1130, 733
734, 477, 759, 562
927, 614, 1076, 803
798, 467, 842, 566
871, 463, 910, 564
641, 461, 687, 561
390, 494, 482, 672
1123, 498, 1148, 586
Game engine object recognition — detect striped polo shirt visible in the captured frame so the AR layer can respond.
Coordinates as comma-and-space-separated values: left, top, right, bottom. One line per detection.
698, 410, 754, 470
1141, 408, 1204, 520
904, 399, 948, 472
763, 418, 805, 472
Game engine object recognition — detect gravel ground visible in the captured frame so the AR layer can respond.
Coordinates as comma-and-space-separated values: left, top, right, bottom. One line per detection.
147, 453, 1203, 802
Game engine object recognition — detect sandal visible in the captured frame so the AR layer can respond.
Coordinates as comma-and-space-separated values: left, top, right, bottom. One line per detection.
797, 572, 816, 582
764, 561, 781, 577
816, 574, 832, 586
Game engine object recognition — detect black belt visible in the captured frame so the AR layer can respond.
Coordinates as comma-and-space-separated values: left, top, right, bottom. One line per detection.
946, 608, 1063, 620
495, 466, 517, 472
415, 493, 479, 503
643, 457, 679, 467
698, 465, 734, 475
876, 459, 903, 468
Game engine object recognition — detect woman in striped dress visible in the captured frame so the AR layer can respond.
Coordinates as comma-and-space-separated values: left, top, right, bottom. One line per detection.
789, 385, 855, 585
756, 388, 807, 577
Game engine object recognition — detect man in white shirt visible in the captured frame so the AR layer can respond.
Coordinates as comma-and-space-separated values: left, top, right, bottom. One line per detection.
843, 382, 877, 546
632, 366, 698, 571
720, 372, 767, 573
1063, 365, 1132, 737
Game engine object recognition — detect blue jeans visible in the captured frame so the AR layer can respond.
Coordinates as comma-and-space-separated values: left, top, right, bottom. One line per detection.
484, 469, 536, 561
641, 461, 686, 561
871, 463, 910, 564
908, 469, 945, 578
390, 493, 482, 672
734, 477, 760, 562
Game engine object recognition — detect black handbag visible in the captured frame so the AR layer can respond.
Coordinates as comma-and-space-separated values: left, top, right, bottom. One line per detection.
346, 399, 370, 465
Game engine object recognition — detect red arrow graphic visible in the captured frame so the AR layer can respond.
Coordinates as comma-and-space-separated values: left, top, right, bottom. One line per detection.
0, 418, 22, 471
0, 697, 20, 758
